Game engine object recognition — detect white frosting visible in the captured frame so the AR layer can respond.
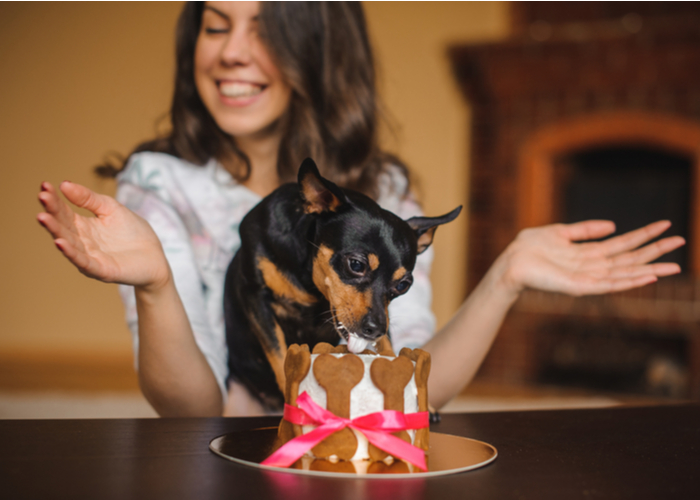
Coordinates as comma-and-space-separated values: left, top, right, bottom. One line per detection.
297, 353, 419, 461
347, 333, 371, 353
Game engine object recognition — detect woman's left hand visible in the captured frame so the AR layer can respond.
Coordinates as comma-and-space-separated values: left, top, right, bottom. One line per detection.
495, 220, 685, 298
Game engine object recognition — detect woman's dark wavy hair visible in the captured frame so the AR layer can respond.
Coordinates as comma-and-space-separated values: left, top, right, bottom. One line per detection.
96, 1, 409, 199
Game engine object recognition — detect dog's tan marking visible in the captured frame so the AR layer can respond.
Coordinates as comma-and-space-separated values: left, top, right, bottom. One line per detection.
368, 254, 379, 271
258, 256, 317, 306
270, 302, 290, 318
259, 321, 288, 394
392, 267, 407, 282
312, 245, 373, 332
416, 228, 438, 254
301, 174, 342, 214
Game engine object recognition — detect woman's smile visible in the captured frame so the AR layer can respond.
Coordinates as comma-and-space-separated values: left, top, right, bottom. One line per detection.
218, 81, 265, 100
195, 1, 291, 138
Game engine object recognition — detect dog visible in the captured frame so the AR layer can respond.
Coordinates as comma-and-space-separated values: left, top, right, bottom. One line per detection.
224, 158, 461, 411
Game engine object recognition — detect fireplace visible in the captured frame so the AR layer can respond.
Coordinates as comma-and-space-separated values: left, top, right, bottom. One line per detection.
450, 2, 700, 399
559, 145, 691, 270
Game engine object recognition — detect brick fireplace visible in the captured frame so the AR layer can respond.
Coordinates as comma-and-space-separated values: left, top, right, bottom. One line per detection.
450, 2, 700, 398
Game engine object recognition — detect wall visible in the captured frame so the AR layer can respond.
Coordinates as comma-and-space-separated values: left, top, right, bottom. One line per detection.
364, 1, 509, 327
0, 2, 183, 366
0, 2, 508, 375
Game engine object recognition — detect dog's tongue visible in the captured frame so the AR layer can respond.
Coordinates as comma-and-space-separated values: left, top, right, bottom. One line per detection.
347, 333, 370, 354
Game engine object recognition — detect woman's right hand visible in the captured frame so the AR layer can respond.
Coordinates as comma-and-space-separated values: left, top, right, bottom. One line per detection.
37, 181, 170, 291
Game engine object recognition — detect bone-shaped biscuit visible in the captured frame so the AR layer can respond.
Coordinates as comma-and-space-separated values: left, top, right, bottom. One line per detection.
312, 342, 333, 354
374, 336, 395, 356
371, 356, 414, 410
311, 353, 364, 460
368, 355, 414, 460
312, 342, 376, 355
367, 460, 411, 474
278, 343, 311, 442
309, 460, 356, 473
399, 348, 430, 411
312, 342, 350, 354
285, 344, 312, 405
399, 347, 431, 451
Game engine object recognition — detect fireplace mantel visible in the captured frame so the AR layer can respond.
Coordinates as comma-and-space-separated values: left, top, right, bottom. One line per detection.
449, 4, 700, 398
450, 26, 700, 289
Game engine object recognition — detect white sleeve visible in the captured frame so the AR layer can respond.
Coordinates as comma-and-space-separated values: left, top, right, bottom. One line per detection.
377, 168, 437, 351
116, 181, 229, 401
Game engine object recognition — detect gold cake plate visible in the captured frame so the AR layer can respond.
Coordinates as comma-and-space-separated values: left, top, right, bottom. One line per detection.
209, 427, 497, 478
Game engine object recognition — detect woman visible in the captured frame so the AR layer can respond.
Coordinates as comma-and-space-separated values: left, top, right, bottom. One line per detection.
37, 2, 684, 417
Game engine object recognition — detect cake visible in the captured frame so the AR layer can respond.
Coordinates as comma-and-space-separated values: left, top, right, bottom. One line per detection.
267, 341, 431, 471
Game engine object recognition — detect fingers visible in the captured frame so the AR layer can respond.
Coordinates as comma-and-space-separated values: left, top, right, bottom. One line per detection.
37, 209, 85, 255
36, 211, 64, 240
646, 262, 682, 277
604, 261, 681, 280
608, 235, 685, 268
560, 220, 616, 242
37, 181, 90, 256
59, 181, 118, 217
38, 183, 77, 244
563, 257, 680, 296
597, 220, 674, 257
38, 182, 75, 227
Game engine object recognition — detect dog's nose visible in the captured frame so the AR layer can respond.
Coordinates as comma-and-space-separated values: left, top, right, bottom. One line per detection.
361, 317, 382, 338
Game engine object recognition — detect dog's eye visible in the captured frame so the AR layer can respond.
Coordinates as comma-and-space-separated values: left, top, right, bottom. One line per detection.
348, 258, 366, 275
392, 278, 413, 297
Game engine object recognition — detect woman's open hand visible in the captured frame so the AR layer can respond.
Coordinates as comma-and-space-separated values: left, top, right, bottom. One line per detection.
496, 220, 685, 298
37, 181, 170, 291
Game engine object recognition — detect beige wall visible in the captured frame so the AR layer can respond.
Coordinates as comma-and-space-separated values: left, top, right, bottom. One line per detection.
1, 2, 182, 359
0, 2, 508, 364
365, 1, 509, 328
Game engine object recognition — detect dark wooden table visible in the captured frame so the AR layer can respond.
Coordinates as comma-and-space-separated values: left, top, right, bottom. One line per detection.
1, 404, 698, 500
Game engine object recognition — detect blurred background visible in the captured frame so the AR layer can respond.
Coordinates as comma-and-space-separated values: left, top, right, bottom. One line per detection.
1, 1, 698, 419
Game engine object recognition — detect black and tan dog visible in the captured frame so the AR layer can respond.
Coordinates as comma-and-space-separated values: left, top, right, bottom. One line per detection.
224, 158, 460, 411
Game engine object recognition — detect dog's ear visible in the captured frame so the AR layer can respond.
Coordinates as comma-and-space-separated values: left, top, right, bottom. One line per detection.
298, 158, 348, 214
406, 206, 462, 254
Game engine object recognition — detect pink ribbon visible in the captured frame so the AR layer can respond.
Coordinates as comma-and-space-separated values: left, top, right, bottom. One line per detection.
261, 392, 429, 471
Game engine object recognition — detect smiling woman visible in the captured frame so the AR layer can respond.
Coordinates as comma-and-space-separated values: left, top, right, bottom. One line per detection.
194, 3, 292, 143
96, 1, 399, 199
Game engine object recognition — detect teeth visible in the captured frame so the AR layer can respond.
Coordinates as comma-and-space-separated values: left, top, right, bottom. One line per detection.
347, 333, 371, 354
219, 82, 263, 98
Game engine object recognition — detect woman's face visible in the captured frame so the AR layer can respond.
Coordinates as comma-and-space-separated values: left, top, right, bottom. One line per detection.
194, 2, 291, 140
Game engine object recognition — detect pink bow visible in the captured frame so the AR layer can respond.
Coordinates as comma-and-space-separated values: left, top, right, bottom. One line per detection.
261, 392, 429, 471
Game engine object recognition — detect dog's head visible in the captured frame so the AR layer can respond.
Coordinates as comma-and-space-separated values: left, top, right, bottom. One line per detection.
298, 158, 461, 353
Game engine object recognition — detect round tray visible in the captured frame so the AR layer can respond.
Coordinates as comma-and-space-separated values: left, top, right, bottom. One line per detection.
209, 427, 497, 478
